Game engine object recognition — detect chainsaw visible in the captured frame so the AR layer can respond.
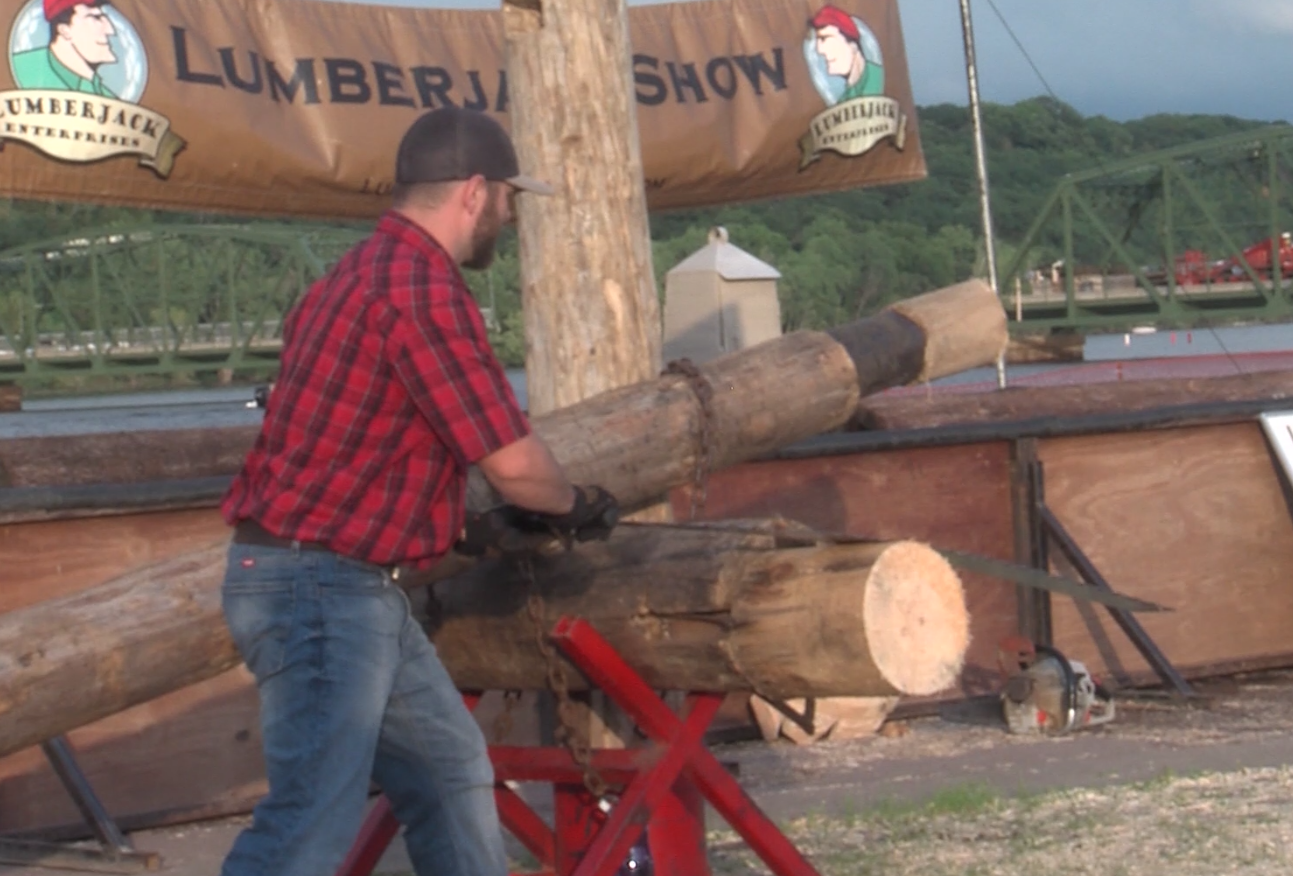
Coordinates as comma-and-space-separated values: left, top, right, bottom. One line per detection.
998, 636, 1115, 735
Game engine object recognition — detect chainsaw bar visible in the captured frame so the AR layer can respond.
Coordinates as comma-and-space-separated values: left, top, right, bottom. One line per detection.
617, 519, 1169, 614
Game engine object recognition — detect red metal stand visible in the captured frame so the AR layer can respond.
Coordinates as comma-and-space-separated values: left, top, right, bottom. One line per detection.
336, 617, 820, 876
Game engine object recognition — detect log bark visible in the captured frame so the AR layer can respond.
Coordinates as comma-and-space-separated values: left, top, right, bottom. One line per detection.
503, 0, 660, 416
858, 369, 1293, 432
0, 384, 19, 414
431, 523, 968, 698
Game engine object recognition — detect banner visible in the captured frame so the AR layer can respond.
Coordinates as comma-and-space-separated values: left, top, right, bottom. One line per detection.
0, 0, 925, 218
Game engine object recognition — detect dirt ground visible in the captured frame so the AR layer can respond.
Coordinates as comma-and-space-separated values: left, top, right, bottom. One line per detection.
707, 669, 1293, 875
6, 671, 1293, 875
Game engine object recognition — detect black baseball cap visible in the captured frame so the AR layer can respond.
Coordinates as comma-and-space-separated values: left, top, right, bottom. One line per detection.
395, 107, 554, 196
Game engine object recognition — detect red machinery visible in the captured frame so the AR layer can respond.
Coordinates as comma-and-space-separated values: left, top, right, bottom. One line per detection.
335, 617, 822, 876
1168, 233, 1293, 285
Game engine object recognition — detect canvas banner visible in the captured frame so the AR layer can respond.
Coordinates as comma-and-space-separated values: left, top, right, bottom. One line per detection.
0, 0, 925, 219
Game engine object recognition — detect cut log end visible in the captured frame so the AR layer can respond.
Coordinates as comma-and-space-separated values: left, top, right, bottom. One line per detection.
863, 541, 968, 696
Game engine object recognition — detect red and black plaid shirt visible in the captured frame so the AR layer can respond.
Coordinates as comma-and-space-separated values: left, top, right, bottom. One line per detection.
222, 211, 530, 567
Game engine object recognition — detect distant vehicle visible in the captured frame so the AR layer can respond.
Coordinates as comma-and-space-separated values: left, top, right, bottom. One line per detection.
1154, 232, 1293, 286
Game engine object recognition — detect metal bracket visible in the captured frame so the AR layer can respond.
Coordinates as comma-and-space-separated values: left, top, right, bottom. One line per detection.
0, 736, 161, 873
1012, 440, 1195, 698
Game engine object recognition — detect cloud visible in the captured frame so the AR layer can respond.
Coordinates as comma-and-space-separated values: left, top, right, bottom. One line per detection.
1193, 0, 1293, 34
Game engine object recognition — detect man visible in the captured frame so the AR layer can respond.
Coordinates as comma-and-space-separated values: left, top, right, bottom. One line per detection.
12, 0, 119, 97
220, 106, 616, 876
811, 5, 884, 104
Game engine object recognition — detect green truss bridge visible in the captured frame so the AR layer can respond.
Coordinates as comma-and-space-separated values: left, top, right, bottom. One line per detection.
0, 128, 1290, 385
0, 223, 364, 384
1000, 126, 1293, 333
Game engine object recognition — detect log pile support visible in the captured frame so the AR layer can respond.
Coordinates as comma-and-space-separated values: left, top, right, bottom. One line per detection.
337, 617, 821, 876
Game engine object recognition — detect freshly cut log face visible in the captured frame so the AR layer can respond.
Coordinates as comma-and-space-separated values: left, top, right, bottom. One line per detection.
431, 521, 968, 699
862, 542, 969, 696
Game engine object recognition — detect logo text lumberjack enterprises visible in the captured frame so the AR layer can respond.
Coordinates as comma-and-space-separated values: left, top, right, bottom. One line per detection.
4, 0, 185, 177
0, 88, 182, 174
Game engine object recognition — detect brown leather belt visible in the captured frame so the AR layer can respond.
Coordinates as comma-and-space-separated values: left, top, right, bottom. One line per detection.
231, 519, 416, 583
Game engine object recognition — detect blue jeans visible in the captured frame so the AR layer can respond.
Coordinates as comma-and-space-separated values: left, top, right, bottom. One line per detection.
220, 541, 507, 876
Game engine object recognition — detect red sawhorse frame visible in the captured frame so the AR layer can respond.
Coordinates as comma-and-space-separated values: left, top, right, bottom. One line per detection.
335, 617, 820, 876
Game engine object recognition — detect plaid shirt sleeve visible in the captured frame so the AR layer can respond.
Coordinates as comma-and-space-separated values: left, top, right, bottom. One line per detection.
385, 252, 530, 466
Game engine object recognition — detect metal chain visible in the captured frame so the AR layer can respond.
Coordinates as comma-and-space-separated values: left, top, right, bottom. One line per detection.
519, 556, 609, 798
490, 689, 522, 744
663, 358, 717, 519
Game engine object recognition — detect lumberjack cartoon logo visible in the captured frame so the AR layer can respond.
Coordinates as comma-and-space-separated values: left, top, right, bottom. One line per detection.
799, 4, 906, 169
5, 0, 184, 176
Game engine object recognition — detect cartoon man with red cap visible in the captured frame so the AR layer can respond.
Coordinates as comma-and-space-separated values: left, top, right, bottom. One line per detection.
12, 0, 118, 96
810, 4, 884, 104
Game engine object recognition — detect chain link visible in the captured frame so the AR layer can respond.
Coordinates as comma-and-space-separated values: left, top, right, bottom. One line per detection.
490, 689, 522, 744
663, 358, 717, 520
519, 556, 609, 798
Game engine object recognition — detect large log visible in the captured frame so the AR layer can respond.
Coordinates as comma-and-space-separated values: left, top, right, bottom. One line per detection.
432, 524, 969, 699
0, 281, 1005, 754
0, 525, 969, 759
0, 544, 236, 760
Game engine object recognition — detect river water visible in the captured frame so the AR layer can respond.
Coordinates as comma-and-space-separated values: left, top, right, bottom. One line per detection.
2, 323, 1291, 439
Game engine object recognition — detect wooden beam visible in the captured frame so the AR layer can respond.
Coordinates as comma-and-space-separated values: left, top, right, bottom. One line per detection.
858, 369, 1293, 432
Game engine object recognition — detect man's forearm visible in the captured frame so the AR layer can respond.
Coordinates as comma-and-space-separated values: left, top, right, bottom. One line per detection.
477, 434, 576, 514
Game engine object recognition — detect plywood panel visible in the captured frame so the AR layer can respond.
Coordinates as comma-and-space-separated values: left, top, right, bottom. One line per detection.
1041, 423, 1293, 683
0, 669, 264, 835
0, 508, 256, 834
0, 509, 230, 612
681, 444, 1018, 695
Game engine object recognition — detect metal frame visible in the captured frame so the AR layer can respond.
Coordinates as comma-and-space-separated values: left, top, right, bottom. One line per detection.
337, 617, 821, 876
1002, 126, 1293, 332
0, 736, 160, 873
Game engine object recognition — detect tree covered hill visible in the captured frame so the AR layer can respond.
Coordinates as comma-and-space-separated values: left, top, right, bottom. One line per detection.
0, 97, 1281, 368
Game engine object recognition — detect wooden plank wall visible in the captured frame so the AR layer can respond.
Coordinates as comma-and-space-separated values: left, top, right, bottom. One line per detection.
4, 417, 1293, 834
1041, 422, 1293, 683
0, 509, 266, 835
682, 443, 1020, 697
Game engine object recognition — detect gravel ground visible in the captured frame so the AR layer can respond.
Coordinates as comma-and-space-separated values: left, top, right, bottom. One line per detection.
6, 673, 1292, 876
709, 766, 1293, 876
704, 670, 1293, 876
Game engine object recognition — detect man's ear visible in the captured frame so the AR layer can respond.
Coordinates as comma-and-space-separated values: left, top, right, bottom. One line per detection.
460, 175, 489, 217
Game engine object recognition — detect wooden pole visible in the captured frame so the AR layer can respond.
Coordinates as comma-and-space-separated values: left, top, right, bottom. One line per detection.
502, 0, 661, 416
502, 0, 666, 742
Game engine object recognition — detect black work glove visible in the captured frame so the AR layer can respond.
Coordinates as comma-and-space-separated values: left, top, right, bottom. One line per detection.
455, 506, 540, 557
516, 485, 620, 544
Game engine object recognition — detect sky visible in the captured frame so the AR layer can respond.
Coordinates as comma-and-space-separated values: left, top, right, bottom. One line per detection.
312, 0, 1293, 124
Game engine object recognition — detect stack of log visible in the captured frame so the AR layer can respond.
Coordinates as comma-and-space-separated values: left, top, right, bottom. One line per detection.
0, 280, 1006, 758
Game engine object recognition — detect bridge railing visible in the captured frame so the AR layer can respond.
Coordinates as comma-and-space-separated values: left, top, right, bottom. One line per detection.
0, 223, 364, 382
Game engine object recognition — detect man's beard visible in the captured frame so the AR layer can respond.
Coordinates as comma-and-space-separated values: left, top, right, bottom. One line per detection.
462, 195, 504, 270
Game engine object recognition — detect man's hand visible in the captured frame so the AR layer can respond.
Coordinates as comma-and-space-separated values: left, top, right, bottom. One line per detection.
456, 506, 543, 557
517, 485, 620, 543
455, 486, 619, 557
